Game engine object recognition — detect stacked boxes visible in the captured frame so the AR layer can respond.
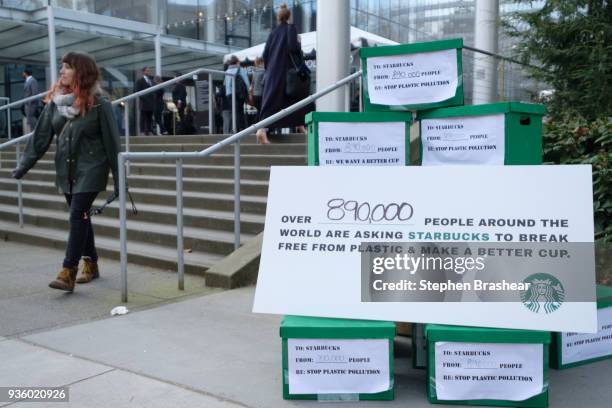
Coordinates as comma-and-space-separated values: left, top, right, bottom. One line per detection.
426, 324, 550, 407
280, 316, 396, 400
359, 38, 464, 111
417, 102, 545, 166
550, 285, 612, 369
305, 111, 412, 166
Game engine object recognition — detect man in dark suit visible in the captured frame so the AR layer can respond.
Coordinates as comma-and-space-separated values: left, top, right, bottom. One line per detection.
22, 68, 39, 133
135, 67, 155, 135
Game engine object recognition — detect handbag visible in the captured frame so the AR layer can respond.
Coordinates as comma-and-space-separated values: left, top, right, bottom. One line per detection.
285, 27, 310, 99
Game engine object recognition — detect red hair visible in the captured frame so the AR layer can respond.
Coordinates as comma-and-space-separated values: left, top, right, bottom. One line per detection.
45, 52, 101, 116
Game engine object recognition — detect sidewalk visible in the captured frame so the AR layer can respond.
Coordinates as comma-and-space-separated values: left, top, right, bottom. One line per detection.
0, 241, 610, 407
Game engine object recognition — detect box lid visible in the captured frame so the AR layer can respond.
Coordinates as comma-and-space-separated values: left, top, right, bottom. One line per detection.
417, 102, 546, 120
280, 315, 396, 339
597, 284, 612, 308
360, 38, 463, 59
305, 111, 412, 125
425, 324, 551, 344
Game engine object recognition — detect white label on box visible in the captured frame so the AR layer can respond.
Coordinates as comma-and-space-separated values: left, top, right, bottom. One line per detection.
421, 114, 505, 165
318, 122, 406, 166
366, 49, 458, 106
434, 342, 543, 401
562, 306, 612, 365
287, 338, 390, 395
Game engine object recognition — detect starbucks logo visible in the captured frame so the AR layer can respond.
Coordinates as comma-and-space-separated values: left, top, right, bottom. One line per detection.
520, 273, 565, 314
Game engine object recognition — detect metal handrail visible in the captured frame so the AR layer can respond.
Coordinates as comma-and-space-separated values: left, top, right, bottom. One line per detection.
0, 66, 234, 151
0, 66, 238, 229
0, 92, 47, 113
118, 70, 362, 301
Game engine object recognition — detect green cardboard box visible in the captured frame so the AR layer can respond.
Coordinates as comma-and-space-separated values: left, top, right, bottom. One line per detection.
426, 324, 550, 407
305, 111, 412, 166
550, 285, 612, 369
360, 38, 464, 112
417, 102, 545, 165
280, 315, 395, 400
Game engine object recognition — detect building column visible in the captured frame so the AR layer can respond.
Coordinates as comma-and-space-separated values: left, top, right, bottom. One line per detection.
316, 0, 350, 112
472, 0, 499, 104
206, 2, 216, 42
47, 5, 58, 85
155, 33, 162, 76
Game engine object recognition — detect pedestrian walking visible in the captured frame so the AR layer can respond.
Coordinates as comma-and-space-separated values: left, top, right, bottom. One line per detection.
256, 3, 311, 144
135, 67, 155, 135
11, 52, 120, 292
22, 68, 39, 133
223, 55, 250, 134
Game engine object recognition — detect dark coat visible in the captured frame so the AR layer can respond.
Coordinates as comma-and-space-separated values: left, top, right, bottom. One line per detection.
172, 83, 187, 105
135, 76, 155, 112
20, 98, 120, 195
260, 22, 313, 128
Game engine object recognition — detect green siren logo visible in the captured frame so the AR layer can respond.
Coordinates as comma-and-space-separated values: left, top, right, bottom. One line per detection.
520, 273, 565, 314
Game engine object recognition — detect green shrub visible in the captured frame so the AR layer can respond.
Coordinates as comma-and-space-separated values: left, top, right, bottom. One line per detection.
543, 116, 611, 242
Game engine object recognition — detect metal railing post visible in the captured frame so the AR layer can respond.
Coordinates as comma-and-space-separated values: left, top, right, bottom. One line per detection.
231, 75, 240, 249
16, 141, 23, 228
176, 158, 185, 290
359, 74, 363, 112
0, 97, 8, 169
208, 73, 214, 134
119, 154, 128, 303
123, 102, 130, 176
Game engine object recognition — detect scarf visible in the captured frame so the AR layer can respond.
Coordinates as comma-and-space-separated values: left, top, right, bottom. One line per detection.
53, 91, 80, 119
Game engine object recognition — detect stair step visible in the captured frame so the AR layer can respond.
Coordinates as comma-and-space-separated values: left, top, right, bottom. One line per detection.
0, 183, 268, 214
0, 160, 273, 180
0, 169, 270, 196
1, 152, 307, 166
0, 192, 263, 234
0, 220, 223, 275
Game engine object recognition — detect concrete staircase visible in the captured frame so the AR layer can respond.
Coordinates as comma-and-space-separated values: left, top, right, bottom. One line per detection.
0, 134, 306, 276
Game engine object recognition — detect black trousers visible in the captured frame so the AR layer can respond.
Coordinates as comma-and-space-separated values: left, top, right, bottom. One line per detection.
140, 110, 153, 135
63, 192, 98, 268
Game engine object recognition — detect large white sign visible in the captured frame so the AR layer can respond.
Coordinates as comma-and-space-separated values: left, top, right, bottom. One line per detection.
366, 49, 458, 106
434, 342, 544, 401
318, 122, 406, 166
252, 165, 597, 332
561, 306, 612, 365
287, 339, 390, 395
421, 114, 505, 165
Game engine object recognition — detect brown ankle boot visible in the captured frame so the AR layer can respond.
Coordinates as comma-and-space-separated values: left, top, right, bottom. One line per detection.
49, 267, 78, 292
76, 258, 100, 284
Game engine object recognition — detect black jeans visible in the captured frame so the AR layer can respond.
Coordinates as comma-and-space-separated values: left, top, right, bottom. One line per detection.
63, 192, 98, 268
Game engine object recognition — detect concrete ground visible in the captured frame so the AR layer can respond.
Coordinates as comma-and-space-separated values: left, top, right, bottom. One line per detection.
0, 241, 610, 407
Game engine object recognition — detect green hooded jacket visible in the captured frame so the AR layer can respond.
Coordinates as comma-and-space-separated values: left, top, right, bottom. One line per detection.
20, 97, 120, 195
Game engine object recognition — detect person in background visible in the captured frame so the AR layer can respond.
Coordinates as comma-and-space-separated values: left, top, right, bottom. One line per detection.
153, 75, 167, 135
22, 68, 39, 133
223, 55, 250, 134
250, 57, 265, 112
256, 3, 310, 144
11, 52, 120, 292
178, 103, 196, 135
134, 67, 155, 135
172, 73, 187, 120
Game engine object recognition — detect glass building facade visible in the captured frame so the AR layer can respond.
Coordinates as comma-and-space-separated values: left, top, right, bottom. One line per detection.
0, 0, 544, 137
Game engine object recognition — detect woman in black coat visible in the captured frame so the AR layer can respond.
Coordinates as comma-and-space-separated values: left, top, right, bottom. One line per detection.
256, 3, 311, 144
